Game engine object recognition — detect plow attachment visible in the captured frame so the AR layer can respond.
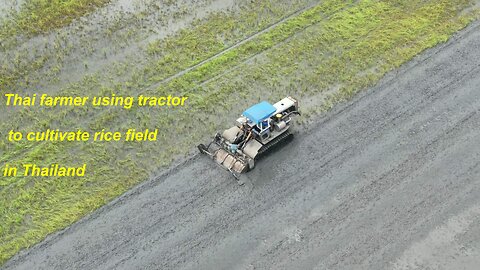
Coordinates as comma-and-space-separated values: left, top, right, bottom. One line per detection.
198, 135, 250, 180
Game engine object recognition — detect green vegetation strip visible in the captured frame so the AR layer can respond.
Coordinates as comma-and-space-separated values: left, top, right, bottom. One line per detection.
0, 0, 478, 266
0, 0, 110, 38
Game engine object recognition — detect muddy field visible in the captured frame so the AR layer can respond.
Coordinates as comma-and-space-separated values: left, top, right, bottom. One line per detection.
3, 18, 480, 270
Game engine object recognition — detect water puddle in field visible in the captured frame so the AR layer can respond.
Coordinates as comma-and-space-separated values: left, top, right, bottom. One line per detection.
0, 0, 25, 19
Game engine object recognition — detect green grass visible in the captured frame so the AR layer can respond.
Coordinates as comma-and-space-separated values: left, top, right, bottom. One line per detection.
0, 0, 478, 266
0, 0, 111, 38
0, 0, 111, 91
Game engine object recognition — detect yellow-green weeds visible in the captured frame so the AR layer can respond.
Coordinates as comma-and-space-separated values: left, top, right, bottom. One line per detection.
0, 0, 111, 38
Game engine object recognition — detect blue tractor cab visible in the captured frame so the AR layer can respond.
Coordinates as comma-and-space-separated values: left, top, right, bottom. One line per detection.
242, 101, 276, 125
242, 101, 277, 141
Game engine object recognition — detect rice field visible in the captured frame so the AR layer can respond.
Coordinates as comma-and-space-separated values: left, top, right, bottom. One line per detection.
0, 0, 478, 265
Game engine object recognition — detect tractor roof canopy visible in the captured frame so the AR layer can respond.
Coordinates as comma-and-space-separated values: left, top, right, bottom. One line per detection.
243, 101, 276, 125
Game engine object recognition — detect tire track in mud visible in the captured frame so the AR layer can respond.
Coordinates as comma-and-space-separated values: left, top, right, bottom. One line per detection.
143, 0, 358, 91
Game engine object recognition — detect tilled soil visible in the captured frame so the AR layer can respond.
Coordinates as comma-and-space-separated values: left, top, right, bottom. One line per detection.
2, 18, 480, 270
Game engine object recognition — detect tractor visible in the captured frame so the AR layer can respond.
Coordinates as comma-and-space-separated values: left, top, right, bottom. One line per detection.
198, 96, 300, 180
